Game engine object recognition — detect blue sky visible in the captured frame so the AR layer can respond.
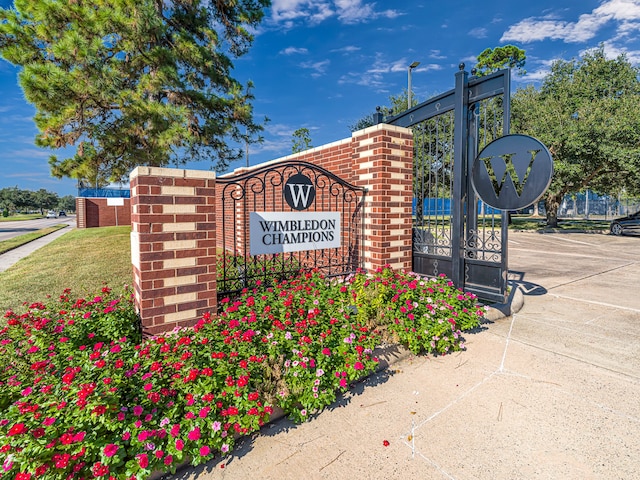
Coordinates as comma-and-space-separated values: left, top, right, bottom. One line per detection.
1, 0, 640, 196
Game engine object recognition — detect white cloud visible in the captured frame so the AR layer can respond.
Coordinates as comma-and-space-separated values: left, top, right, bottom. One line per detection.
469, 27, 488, 39
338, 55, 442, 92
582, 41, 640, 64
331, 45, 361, 54
501, 0, 640, 43
280, 46, 309, 55
300, 59, 331, 77
270, 0, 401, 25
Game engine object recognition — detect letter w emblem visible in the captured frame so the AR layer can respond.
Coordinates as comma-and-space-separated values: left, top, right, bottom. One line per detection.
481, 150, 540, 198
287, 184, 313, 209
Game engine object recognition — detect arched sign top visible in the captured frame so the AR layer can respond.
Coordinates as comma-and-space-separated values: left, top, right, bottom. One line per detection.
471, 134, 553, 211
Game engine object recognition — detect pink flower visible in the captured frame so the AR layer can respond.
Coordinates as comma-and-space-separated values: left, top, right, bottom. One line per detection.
321, 347, 331, 356
143, 383, 153, 391
199, 445, 210, 456
353, 362, 364, 370
42, 417, 56, 426
164, 455, 173, 465
188, 427, 201, 441
137, 453, 149, 469
170, 424, 180, 437
133, 405, 143, 416
103, 444, 119, 457
199, 407, 210, 418
175, 439, 184, 451
339, 378, 347, 388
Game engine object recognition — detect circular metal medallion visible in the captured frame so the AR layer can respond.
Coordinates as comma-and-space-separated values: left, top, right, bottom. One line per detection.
283, 173, 316, 210
471, 134, 553, 210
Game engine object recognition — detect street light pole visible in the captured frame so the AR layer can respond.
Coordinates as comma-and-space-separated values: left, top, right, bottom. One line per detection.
245, 84, 252, 168
407, 61, 420, 109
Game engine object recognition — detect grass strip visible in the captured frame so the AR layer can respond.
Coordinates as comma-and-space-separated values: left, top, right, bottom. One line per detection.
0, 225, 67, 255
0, 226, 132, 312
0, 214, 44, 222
509, 216, 610, 232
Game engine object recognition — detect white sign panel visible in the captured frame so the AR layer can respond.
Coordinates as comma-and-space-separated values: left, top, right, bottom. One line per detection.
250, 211, 341, 255
107, 197, 125, 206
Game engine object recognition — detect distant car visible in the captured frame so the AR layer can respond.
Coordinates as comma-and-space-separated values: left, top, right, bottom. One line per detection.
58, 211, 66, 217
610, 210, 640, 236
46, 211, 57, 218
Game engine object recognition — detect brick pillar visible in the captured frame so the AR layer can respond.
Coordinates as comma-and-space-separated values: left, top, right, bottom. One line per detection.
351, 124, 414, 272
76, 197, 86, 229
130, 167, 217, 335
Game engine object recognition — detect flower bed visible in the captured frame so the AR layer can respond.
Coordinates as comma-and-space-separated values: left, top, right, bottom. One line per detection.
0, 267, 484, 479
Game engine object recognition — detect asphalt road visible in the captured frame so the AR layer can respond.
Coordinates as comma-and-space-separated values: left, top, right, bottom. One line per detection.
0, 216, 75, 242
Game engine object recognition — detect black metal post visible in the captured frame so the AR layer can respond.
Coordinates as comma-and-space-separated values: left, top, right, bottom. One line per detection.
451, 64, 469, 289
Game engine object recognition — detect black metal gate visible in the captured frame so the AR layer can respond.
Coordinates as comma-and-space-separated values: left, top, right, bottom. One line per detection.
216, 161, 366, 300
383, 65, 510, 303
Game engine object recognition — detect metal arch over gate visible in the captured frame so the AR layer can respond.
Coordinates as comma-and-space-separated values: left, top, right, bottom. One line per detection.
217, 161, 366, 300
382, 66, 510, 303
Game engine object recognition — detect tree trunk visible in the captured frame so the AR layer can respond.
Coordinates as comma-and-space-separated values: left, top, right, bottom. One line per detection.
533, 201, 540, 217
545, 193, 563, 227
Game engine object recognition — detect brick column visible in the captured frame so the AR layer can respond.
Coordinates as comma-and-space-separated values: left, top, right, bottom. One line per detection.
76, 198, 86, 229
351, 124, 414, 272
130, 167, 217, 335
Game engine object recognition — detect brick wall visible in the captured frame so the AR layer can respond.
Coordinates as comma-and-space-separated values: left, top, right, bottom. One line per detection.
75, 197, 131, 228
219, 124, 414, 271
131, 123, 413, 334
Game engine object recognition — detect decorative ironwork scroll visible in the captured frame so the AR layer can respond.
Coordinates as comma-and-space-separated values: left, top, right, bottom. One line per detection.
216, 161, 366, 301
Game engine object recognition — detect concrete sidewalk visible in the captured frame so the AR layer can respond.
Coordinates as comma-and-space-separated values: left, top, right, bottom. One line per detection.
165, 231, 640, 480
0, 220, 74, 273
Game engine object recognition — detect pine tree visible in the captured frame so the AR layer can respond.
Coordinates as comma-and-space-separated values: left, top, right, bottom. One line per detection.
0, 0, 270, 185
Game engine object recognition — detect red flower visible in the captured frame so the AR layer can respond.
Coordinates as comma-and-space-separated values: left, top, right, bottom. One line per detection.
7, 423, 27, 436
92, 462, 110, 477
247, 392, 259, 402
136, 453, 149, 469
187, 427, 201, 441
383, 440, 390, 447
103, 444, 119, 457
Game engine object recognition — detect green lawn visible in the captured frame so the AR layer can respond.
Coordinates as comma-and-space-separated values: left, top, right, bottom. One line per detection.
509, 216, 610, 232
0, 213, 43, 222
0, 226, 132, 312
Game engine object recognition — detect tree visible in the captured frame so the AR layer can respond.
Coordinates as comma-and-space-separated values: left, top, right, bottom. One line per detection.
349, 90, 415, 132
0, 0, 270, 185
32, 188, 59, 215
57, 195, 76, 213
291, 128, 313, 153
474, 45, 526, 77
511, 46, 640, 226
